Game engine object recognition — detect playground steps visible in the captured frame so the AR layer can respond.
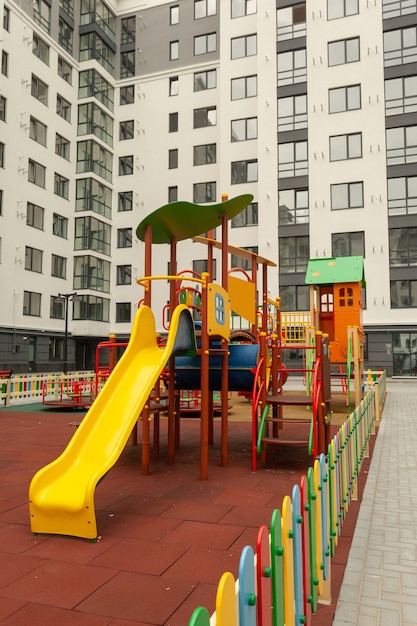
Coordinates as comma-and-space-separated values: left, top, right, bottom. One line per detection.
266, 394, 313, 406
260, 394, 313, 451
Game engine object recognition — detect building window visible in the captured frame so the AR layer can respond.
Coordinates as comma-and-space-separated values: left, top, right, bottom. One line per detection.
1, 51, 7, 77
386, 126, 417, 166
0, 143, 4, 168
390, 280, 417, 308
194, 143, 216, 165
29, 116, 47, 147
231, 0, 256, 18
279, 285, 309, 311
28, 159, 46, 188
193, 259, 217, 280
327, 0, 359, 20
331, 182, 364, 210
117, 228, 132, 248
384, 26, 417, 67
231, 202, 258, 227
50, 297, 65, 320
25, 246, 43, 273
31, 74, 48, 106
277, 4, 306, 41
118, 191, 133, 212
58, 56, 72, 84
121, 16, 136, 44
73, 295, 110, 322
27, 202, 45, 230
231, 75, 257, 100
231, 34, 257, 59
116, 264, 132, 285
194, 33, 216, 55
54, 173, 69, 199
116, 302, 131, 323
279, 189, 309, 225
3, 5, 10, 31
80, 33, 115, 76
195, 0, 216, 18
169, 112, 178, 132
168, 186, 178, 202
278, 95, 307, 132
77, 140, 113, 182
279, 237, 309, 274
53, 213, 68, 238
120, 85, 134, 105
58, 17, 73, 53
169, 76, 179, 96
385, 76, 417, 116
231, 160, 258, 184
119, 120, 134, 141
78, 102, 113, 147
392, 332, 417, 375
389, 227, 417, 267
79, 69, 114, 111
33, 0, 50, 33
74, 216, 111, 255
328, 37, 360, 66
60, 0, 74, 19
194, 69, 216, 92
383, 0, 417, 19
119, 155, 134, 176
76, 178, 112, 218
57, 94, 71, 122
55, 134, 70, 160
0, 96, 6, 122
277, 50, 306, 86
51, 254, 67, 279
231, 117, 257, 142
170, 40, 179, 60
279, 141, 308, 177
388, 176, 417, 216
80, 1, 116, 41
32, 34, 50, 64
329, 133, 362, 161
0, 189, 2, 216
193, 182, 216, 203
332, 232, 365, 257
329, 84, 361, 113
23, 291, 41, 316
170, 5, 179, 24
120, 51, 135, 78
74, 255, 111, 292
231, 246, 258, 272
169, 149, 178, 169
194, 106, 217, 128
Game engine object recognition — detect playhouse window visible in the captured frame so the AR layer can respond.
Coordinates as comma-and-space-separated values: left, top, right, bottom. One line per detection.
321, 292, 333, 312
339, 287, 354, 307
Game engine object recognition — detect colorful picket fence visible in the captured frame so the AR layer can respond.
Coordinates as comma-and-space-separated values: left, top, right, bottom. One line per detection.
188, 371, 386, 626
0, 371, 95, 406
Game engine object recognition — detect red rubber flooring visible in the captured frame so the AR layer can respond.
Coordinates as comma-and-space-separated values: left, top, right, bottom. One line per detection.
0, 400, 373, 625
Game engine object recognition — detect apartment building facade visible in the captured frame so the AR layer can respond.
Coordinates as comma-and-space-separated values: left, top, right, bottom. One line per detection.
0, 0, 416, 375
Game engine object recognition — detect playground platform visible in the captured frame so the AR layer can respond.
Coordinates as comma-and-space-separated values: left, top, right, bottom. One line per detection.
0, 380, 412, 625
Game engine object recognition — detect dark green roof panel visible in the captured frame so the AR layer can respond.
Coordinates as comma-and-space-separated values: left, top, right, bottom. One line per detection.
136, 194, 254, 244
305, 257, 365, 286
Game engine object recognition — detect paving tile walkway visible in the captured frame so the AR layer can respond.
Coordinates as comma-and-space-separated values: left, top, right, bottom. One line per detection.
333, 380, 417, 626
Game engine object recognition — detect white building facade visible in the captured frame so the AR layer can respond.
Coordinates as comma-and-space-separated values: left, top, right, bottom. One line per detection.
0, 0, 416, 375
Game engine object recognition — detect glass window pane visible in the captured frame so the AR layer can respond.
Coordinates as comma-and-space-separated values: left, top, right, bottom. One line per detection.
330, 135, 346, 160
350, 182, 363, 207
331, 184, 348, 209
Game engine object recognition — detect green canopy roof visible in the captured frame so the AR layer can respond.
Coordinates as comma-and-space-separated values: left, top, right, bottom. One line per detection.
305, 257, 365, 286
136, 194, 254, 244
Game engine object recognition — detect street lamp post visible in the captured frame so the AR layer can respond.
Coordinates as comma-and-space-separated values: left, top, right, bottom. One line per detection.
56, 292, 78, 374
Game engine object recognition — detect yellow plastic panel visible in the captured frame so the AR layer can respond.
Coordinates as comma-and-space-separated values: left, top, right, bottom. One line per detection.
207, 283, 230, 340
228, 275, 256, 324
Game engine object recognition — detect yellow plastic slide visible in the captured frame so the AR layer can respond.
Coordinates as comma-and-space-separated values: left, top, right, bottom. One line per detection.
29, 304, 195, 540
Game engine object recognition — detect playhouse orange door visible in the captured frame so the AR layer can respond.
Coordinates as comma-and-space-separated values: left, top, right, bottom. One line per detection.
319, 287, 335, 341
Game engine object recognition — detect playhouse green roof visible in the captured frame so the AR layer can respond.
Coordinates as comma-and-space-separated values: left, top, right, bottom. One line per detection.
136, 194, 254, 244
305, 257, 365, 286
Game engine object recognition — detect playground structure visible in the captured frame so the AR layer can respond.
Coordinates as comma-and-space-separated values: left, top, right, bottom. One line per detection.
28, 194, 367, 541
